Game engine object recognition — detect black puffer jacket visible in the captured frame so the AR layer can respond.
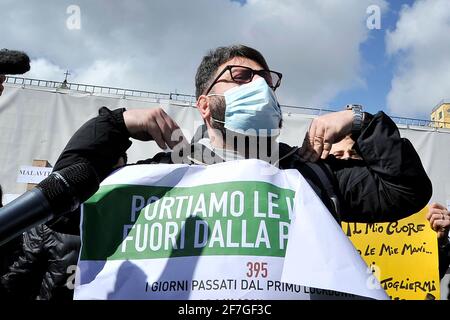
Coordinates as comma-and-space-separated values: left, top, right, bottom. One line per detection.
0, 188, 24, 299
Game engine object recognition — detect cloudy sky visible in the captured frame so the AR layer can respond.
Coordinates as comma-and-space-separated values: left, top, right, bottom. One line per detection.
1, 0, 449, 119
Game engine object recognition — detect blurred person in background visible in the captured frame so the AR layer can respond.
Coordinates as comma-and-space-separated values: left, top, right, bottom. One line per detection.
0, 154, 127, 300
427, 203, 450, 280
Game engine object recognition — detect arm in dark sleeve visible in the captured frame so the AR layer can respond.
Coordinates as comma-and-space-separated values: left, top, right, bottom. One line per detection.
53, 107, 132, 182
327, 111, 432, 223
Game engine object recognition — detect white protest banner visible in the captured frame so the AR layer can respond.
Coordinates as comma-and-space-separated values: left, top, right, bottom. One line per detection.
16, 166, 52, 184
74, 159, 386, 300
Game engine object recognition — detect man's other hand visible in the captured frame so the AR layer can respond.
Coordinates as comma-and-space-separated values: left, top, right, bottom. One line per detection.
299, 110, 354, 162
0, 75, 6, 96
123, 108, 187, 150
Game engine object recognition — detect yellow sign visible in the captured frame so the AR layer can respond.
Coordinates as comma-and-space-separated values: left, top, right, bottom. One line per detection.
342, 208, 440, 300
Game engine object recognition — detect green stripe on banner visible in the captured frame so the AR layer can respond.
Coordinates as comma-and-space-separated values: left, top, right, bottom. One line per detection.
81, 181, 295, 261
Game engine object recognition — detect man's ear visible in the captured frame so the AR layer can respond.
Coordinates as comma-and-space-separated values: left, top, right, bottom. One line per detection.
196, 95, 211, 121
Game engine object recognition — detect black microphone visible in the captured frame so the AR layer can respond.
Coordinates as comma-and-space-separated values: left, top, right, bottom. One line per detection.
0, 49, 31, 75
0, 162, 99, 246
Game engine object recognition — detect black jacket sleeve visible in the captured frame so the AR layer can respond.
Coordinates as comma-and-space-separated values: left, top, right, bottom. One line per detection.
326, 112, 432, 222
53, 107, 132, 182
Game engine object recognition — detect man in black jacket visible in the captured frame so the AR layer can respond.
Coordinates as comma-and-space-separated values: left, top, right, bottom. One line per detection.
2, 44, 432, 300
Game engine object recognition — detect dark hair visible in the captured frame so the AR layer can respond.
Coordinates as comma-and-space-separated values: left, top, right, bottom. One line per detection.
0, 185, 3, 208
195, 45, 270, 98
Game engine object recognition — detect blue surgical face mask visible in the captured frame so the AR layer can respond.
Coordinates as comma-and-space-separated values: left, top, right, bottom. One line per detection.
208, 78, 282, 136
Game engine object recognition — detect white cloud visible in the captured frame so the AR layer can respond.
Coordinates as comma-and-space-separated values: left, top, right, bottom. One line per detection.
0, 0, 385, 107
386, 0, 450, 118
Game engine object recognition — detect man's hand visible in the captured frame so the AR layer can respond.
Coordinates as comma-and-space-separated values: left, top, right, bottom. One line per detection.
123, 108, 186, 150
427, 203, 450, 241
0, 75, 6, 96
299, 110, 354, 162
